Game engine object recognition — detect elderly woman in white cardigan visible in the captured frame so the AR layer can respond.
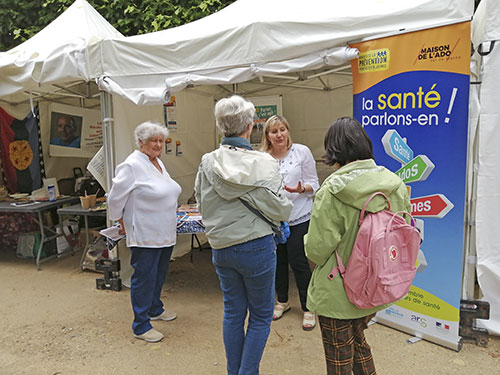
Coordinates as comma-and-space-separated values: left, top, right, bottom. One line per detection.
107, 121, 181, 343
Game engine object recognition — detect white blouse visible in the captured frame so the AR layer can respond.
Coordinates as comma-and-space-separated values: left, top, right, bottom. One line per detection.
107, 150, 182, 248
277, 144, 319, 225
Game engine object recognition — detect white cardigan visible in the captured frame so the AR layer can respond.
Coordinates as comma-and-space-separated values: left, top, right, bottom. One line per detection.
107, 150, 181, 248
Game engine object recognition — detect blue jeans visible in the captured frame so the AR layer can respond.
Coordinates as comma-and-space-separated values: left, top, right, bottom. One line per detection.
130, 246, 173, 335
212, 235, 276, 375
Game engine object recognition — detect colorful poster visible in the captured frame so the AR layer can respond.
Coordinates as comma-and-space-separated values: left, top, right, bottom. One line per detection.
351, 22, 471, 350
164, 95, 177, 131
248, 95, 283, 147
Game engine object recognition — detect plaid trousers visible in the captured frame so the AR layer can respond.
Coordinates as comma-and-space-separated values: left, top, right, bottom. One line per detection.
318, 314, 376, 375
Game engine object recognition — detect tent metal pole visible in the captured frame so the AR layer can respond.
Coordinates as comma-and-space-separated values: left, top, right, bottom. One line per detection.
261, 74, 299, 81
462, 114, 479, 300
99, 90, 123, 286
52, 83, 88, 98
306, 65, 351, 79
317, 76, 329, 90
100, 90, 115, 195
217, 85, 233, 94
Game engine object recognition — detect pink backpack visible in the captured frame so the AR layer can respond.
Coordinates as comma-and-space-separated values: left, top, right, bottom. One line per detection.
328, 192, 421, 309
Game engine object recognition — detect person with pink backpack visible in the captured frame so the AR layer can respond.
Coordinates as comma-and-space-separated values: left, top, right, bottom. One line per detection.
305, 117, 412, 375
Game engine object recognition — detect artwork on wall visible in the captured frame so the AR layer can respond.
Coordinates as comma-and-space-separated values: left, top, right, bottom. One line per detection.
48, 103, 102, 158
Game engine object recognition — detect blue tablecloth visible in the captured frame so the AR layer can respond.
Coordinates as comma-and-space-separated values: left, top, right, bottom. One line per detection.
176, 204, 205, 234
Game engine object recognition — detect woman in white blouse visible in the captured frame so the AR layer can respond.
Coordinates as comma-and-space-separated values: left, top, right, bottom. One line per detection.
107, 121, 181, 343
260, 115, 320, 331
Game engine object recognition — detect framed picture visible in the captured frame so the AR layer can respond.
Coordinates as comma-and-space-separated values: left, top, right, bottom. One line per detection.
48, 103, 102, 158
50, 112, 83, 149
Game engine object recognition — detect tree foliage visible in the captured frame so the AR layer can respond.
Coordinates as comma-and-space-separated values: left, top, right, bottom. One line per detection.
0, 0, 236, 51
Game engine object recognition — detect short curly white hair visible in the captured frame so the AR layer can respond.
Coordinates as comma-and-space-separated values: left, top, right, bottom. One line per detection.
134, 121, 169, 146
214, 95, 255, 137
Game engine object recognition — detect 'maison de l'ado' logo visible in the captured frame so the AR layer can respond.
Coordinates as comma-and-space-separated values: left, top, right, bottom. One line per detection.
358, 48, 390, 73
417, 44, 452, 60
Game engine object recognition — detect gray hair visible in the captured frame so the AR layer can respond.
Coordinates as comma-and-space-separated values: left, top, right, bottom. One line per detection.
134, 121, 169, 146
214, 95, 255, 137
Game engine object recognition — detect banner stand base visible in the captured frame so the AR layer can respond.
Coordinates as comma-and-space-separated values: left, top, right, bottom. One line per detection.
407, 336, 423, 344
374, 316, 463, 352
459, 299, 490, 347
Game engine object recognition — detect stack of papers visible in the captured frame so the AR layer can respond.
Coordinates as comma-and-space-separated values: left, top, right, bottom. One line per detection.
10, 201, 40, 207
99, 226, 126, 241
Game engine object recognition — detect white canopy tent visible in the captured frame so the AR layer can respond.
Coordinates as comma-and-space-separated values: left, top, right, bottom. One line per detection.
468, 0, 500, 335
0, 0, 474, 179
88, 0, 489, 310
91, 0, 473, 105
6, 0, 499, 332
0, 0, 124, 181
0, 0, 123, 107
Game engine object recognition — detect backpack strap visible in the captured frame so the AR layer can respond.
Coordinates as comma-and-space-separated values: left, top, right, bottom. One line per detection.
328, 251, 346, 280
390, 210, 416, 227
384, 210, 417, 265
359, 192, 391, 226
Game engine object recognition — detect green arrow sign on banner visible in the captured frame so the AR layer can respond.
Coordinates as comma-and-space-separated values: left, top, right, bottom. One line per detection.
396, 155, 435, 183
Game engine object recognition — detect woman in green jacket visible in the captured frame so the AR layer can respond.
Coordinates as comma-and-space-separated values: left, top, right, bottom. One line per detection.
305, 117, 411, 375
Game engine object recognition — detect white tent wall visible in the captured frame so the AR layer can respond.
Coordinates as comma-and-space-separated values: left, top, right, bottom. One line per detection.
109, 73, 352, 261
110, 71, 353, 185
469, 0, 500, 335
111, 90, 216, 204
259, 85, 352, 161
229, 77, 353, 181
110, 89, 216, 260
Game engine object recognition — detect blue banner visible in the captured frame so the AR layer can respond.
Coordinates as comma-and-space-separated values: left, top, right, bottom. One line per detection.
351, 22, 471, 350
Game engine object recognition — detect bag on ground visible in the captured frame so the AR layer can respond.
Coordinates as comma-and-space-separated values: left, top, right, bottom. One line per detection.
328, 192, 421, 309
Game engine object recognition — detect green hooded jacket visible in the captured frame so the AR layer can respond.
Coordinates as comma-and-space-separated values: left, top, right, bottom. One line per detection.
305, 159, 411, 319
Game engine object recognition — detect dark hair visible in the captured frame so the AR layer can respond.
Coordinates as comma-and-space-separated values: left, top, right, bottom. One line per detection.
323, 117, 374, 166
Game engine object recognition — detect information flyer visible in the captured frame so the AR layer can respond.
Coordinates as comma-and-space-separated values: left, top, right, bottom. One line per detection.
350, 22, 471, 350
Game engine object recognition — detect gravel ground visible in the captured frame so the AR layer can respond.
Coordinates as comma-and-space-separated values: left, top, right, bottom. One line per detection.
1, 248, 499, 375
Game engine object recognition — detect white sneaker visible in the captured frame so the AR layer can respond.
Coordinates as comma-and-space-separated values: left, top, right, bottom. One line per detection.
273, 302, 291, 321
134, 328, 164, 343
150, 310, 177, 321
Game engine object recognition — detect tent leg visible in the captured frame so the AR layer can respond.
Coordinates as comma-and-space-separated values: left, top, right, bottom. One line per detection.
98, 90, 121, 287
462, 113, 480, 300
100, 90, 115, 196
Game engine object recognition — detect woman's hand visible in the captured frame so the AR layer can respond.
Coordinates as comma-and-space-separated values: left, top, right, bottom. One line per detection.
285, 181, 306, 194
118, 218, 126, 235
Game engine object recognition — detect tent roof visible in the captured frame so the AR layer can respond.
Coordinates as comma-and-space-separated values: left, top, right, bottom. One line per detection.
0, 0, 123, 105
93, 0, 473, 105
